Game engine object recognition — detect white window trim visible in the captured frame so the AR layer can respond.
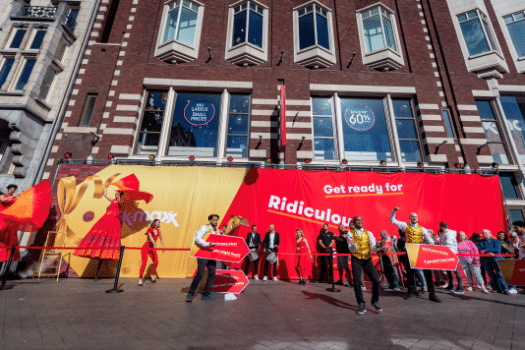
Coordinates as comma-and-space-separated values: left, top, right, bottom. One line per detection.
499, 9, 525, 73
356, 2, 404, 71
9, 57, 35, 91
133, 87, 253, 162
6, 27, 27, 50
310, 95, 340, 161
293, 0, 337, 69
154, 0, 205, 63
449, 6, 508, 78
225, 0, 269, 66
0, 56, 15, 90
309, 93, 426, 166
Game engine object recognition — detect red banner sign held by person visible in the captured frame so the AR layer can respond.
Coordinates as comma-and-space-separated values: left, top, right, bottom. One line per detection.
498, 259, 525, 286
190, 233, 250, 264
210, 269, 250, 294
406, 244, 458, 271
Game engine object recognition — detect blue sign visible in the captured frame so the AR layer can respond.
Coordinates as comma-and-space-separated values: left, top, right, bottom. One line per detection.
184, 101, 216, 126
344, 108, 376, 131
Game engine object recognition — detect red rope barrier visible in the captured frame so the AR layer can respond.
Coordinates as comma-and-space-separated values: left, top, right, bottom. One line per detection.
17, 246, 191, 252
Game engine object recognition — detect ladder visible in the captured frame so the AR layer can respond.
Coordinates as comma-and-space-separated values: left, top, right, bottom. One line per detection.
33, 231, 65, 281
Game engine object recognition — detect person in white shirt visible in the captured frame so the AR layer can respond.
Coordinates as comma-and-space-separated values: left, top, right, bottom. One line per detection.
186, 214, 219, 302
346, 215, 382, 315
438, 222, 463, 294
263, 224, 280, 281
390, 206, 441, 303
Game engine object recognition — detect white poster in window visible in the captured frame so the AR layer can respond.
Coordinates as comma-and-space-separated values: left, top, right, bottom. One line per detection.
344, 108, 375, 131
184, 101, 215, 126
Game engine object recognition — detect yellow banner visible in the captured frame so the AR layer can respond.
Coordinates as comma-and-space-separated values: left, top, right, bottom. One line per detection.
57, 165, 246, 278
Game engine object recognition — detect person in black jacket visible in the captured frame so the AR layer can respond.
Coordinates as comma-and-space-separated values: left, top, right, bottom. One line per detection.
317, 223, 335, 283
334, 224, 353, 286
244, 225, 261, 279
263, 224, 280, 281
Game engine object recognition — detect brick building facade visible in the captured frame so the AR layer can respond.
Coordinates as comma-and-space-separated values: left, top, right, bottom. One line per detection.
43, 0, 525, 221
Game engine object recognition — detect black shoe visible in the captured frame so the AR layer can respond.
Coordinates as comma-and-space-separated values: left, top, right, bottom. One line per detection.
335, 281, 344, 286
357, 303, 367, 315
185, 293, 193, 302
443, 287, 454, 292
452, 289, 464, 295
302, 278, 307, 285
404, 293, 416, 300
202, 294, 216, 301
298, 279, 303, 285
372, 302, 383, 312
429, 294, 442, 303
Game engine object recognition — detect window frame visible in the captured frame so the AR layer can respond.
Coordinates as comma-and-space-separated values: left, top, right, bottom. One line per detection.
134, 90, 168, 156
310, 96, 338, 161
475, 99, 512, 166
224, 0, 269, 66
225, 94, 252, 159
8, 28, 27, 49
39, 64, 60, 101
28, 29, 47, 50
0, 56, 15, 90
292, 0, 337, 69
392, 98, 424, 163
133, 88, 252, 161
11, 57, 36, 91
457, 9, 501, 58
154, 0, 204, 63
504, 10, 525, 59
360, 5, 398, 54
78, 94, 98, 127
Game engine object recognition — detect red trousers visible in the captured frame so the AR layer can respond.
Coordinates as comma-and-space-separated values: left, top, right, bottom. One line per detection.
139, 243, 158, 278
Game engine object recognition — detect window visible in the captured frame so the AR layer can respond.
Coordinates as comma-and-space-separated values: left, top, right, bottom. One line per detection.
293, 1, 336, 69
14, 59, 36, 91
298, 4, 329, 51
54, 38, 68, 62
226, 95, 250, 158
79, 94, 97, 127
340, 98, 392, 161
362, 7, 396, 53
458, 10, 499, 56
357, 4, 404, 70
135, 89, 252, 159
39, 65, 58, 100
312, 97, 336, 160
135, 91, 167, 155
30, 30, 46, 50
155, 0, 203, 63
500, 96, 525, 164
393, 100, 422, 162
504, 11, 525, 58
0, 58, 14, 89
163, 0, 199, 46
499, 173, 520, 199
476, 100, 510, 165
442, 109, 456, 139
510, 208, 525, 223
167, 93, 221, 157
9, 29, 26, 49
232, 2, 263, 48
225, 1, 268, 66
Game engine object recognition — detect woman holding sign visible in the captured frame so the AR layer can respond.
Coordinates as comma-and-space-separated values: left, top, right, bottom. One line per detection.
138, 219, 165, 286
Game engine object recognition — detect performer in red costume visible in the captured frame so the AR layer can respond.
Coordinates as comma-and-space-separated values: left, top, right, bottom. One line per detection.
0, 185, 20, 262
138, 218, 165, 286
74, 174, 153, 280
295, 229, 312, 285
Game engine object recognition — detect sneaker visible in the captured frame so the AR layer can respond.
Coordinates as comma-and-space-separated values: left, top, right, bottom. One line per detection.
452, 289, 464, 294
422, 287, 428, 292
372, 302, 383, 312
404, 293, 416, 300
429, 294, 442, 303
273, 277, 278, 282
481, 286, 489, 294
357, 303, 367, 315
263, 276, 268, 281
202, 294, 216, 301
393, 286, 402, 291
440, 283, 449, 289
138, 279, 143, 286
254, 276, 259, 280
185, 293, 193, 302
509, 288, 518, 294
467, 287, 473, 292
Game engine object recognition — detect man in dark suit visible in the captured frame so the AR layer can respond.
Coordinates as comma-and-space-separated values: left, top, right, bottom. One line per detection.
244, 225, 261, 279
317, 223, 334, 283
263, 224, 280, 281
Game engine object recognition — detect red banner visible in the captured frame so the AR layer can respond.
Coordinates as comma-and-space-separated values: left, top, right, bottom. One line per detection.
498, 259, 525, 286
280, 85, 286, 151
210, 269, 250, 294
221, 168, 506, 279
190, 233, 250, 264
406, 244, 458, 271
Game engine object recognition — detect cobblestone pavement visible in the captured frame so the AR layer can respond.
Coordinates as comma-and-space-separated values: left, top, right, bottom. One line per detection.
0, 278, 524, 350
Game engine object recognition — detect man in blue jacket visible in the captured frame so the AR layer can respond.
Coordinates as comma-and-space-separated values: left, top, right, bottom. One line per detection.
478, 229, 509, 294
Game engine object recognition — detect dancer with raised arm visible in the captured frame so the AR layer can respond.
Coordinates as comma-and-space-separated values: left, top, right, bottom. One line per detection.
390, 206, 442, 303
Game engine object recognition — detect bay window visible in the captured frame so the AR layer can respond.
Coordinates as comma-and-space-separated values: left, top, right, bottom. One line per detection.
504, 11, 525, 58
458, 10, 499, 57
500, 96, 525, 164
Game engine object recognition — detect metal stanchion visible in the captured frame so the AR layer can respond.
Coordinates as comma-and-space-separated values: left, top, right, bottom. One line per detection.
0, 245, 16, 291
106, 245, 125, 293
326, 251, 340, 292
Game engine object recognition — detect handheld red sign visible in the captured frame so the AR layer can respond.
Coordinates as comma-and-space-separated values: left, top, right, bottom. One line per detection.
210, 269, 250, 294
406, 244, 458, 271
190, 233, 250, 264
498, 259, 525, 286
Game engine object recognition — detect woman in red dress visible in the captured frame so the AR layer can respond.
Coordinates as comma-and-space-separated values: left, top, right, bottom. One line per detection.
0, 185, 20, 262
138, 218, 165, 286
74, 186, 123, 280
295, 229, 312, 285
